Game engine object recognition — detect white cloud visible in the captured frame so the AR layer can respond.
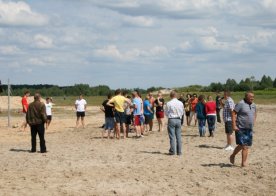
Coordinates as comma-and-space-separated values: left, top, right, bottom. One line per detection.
29, 57, 55, 66
199, 36, 248, 53
123, 16, 154, 27
179, 41, 192, 50
0, 45, 20, 55
34, 34, 53, 49
262, 0, 276, 11
0, 1, 48, 26
94, 45, 169, 60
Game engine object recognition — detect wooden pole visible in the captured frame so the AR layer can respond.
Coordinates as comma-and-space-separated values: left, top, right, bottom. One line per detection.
8, 79, 11, 127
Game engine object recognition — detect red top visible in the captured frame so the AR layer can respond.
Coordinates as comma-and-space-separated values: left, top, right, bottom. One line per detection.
190, 98, 198, 111
205, 101, 216, 115
22, 96, 29, 113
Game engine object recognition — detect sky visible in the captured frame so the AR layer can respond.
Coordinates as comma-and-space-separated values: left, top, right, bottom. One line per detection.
0, 0, 275, 89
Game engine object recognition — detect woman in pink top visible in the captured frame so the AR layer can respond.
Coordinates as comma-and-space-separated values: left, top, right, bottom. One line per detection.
205, 95, 217, 137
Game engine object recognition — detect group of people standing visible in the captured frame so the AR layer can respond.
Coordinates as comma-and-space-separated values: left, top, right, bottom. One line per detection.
20, 89, 257, 167
100, 89, 257, 166
100, 89, 166, 139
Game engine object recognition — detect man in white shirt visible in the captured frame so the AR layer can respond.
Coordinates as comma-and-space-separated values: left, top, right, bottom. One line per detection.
75, 94, 87, 128
165, 91, 184, 155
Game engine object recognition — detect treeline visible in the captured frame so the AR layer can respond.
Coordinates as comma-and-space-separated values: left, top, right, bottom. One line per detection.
177, 75, 276, 92
0, 75, 275, 96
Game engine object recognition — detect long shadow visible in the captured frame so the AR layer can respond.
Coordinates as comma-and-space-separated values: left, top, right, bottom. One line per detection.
201, 163, 234, 168
182, 134, 198, 137
10, 148, 30, 153
197, 144, 224, 149
140, 151, 170, 155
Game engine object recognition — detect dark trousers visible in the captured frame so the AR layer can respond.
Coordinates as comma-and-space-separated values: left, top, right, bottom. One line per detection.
216, 108, 221, 123
31, 123, 46, 152
181, 114, 184, 125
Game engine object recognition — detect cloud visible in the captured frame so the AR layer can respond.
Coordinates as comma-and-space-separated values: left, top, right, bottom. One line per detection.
262, 0, 276, 11
0, 45, 20, 55
34, 34, 53, 49
28, 57, 55, 66
122, 15, 154, 27
94, 45, 169, 60
0, 0, 48, 26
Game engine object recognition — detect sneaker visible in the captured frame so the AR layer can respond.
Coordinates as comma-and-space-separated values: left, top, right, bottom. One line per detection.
224, 145, 234, 151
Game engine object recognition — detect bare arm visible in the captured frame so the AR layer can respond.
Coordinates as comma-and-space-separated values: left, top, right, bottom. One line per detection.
147, 106, 153, 113
232, 110, 238, 131
106, 99, 114, 107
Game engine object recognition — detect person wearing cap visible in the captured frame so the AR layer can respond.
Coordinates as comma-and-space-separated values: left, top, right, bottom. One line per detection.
165, 91, 184, 155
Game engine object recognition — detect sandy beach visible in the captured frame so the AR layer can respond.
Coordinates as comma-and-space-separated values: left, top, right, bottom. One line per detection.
0, 103, 275, 195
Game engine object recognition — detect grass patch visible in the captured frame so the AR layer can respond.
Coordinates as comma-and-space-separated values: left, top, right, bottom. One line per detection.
50, 90, 276, 106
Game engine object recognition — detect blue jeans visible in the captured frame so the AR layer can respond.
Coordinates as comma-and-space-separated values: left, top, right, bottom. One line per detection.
167, 119, 182, 155
198, 119, 206, 137
206, 115, 216, 135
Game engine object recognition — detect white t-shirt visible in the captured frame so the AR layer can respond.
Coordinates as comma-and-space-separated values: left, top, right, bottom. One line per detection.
75, 99, 87, 112
45, 103, 52, 116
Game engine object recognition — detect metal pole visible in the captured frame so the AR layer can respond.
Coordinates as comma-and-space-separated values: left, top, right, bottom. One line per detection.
8, 79, 11, 127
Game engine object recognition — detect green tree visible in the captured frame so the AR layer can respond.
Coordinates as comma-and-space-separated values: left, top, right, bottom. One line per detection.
225, 78, 238, 91
273, 78, 276, 88
209, 82, 224, 92
260, 75, 273, 89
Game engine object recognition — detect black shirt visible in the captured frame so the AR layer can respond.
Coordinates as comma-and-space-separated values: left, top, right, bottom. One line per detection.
155, 98, 165, 112
102, 100, 114, 118
178, 97, 185, 105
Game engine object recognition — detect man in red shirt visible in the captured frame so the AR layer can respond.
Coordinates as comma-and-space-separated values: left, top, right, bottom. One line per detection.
20, 91, 30, 131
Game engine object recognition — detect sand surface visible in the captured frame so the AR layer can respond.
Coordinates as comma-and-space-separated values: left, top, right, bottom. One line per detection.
0, 103, 275, 195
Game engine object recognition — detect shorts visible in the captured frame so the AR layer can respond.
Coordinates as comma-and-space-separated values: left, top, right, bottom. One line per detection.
105, 117, 115, 130
140, 115, 145, 125
125, 115, 132, 125
185, 111, 190, 116
156, 111, 164, 119
144, 115, 151, 125
114, 111, 126, 124
47, 115, 52, 121
134, 115, 141, 126
76, 111, 85, 117
235, 128, 253, 146
225, 121, 233, 134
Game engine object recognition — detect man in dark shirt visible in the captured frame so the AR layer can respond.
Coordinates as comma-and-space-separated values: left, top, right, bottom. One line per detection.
26, 93, 47, 153
101, 93, 115, 139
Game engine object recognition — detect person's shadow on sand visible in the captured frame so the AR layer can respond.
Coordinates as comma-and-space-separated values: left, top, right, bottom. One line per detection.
140, 151, 173, 156
197, 144, 224, 149
9, 148, 31, 153
201, 163, 234, 168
